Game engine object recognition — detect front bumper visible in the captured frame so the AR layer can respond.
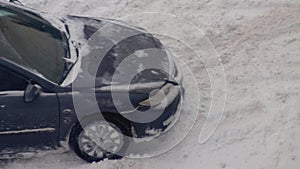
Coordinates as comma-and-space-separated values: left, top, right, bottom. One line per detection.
129, 57, 184, 138
129, 83, 182, 138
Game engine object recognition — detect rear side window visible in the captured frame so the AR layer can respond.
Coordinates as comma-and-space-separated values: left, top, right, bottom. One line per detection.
0, 66, 27, 91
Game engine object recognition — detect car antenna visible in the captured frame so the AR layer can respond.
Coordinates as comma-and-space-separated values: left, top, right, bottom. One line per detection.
9, 0, 24, 6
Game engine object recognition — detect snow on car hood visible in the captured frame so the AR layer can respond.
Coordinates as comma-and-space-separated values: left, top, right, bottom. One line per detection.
62, 15, 173, 89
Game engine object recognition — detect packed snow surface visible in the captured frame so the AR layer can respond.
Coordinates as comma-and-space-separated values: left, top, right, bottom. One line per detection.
1, 0, 300, 169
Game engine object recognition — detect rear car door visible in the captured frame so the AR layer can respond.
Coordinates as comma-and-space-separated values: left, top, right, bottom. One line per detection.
0, 66, 60, 154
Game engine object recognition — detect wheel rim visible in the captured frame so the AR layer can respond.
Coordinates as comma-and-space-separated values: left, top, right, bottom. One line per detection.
78, 121, 124, 158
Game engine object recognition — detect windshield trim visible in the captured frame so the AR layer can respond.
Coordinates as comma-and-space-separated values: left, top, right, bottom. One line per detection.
59, 32, 79, 86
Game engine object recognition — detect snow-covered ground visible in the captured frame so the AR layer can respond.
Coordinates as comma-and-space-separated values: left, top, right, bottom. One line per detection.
2, 0, 300, 168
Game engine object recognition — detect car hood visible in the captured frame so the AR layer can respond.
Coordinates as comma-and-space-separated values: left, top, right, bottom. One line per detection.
62, 15, 175, 90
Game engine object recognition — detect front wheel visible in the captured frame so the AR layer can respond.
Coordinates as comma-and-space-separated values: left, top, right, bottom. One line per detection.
69, 114, 131, 163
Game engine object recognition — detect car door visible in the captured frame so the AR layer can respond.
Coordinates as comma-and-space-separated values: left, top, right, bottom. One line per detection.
0, 66, 60, 153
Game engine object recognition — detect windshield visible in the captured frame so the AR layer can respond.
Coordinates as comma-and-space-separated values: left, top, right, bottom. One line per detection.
0, 6, 68, 84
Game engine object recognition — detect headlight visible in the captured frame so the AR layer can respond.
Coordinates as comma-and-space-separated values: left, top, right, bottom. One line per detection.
138, 83, 173, 108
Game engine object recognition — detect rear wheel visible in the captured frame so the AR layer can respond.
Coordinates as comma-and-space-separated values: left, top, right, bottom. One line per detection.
69, 114, 131, 163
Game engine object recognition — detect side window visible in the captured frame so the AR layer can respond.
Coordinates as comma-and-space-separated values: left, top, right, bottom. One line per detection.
0, 66, 28, 91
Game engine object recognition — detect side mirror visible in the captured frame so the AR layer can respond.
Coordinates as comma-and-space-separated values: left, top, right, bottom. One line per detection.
24, 84, 41, 103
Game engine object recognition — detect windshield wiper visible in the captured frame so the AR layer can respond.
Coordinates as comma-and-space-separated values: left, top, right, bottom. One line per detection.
9, 0, 23, 6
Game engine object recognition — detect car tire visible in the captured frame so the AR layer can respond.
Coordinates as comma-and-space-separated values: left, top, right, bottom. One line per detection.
69, 114, 131, 163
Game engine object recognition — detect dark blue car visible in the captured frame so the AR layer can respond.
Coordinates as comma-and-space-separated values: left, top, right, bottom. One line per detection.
0, 1, 182, 162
